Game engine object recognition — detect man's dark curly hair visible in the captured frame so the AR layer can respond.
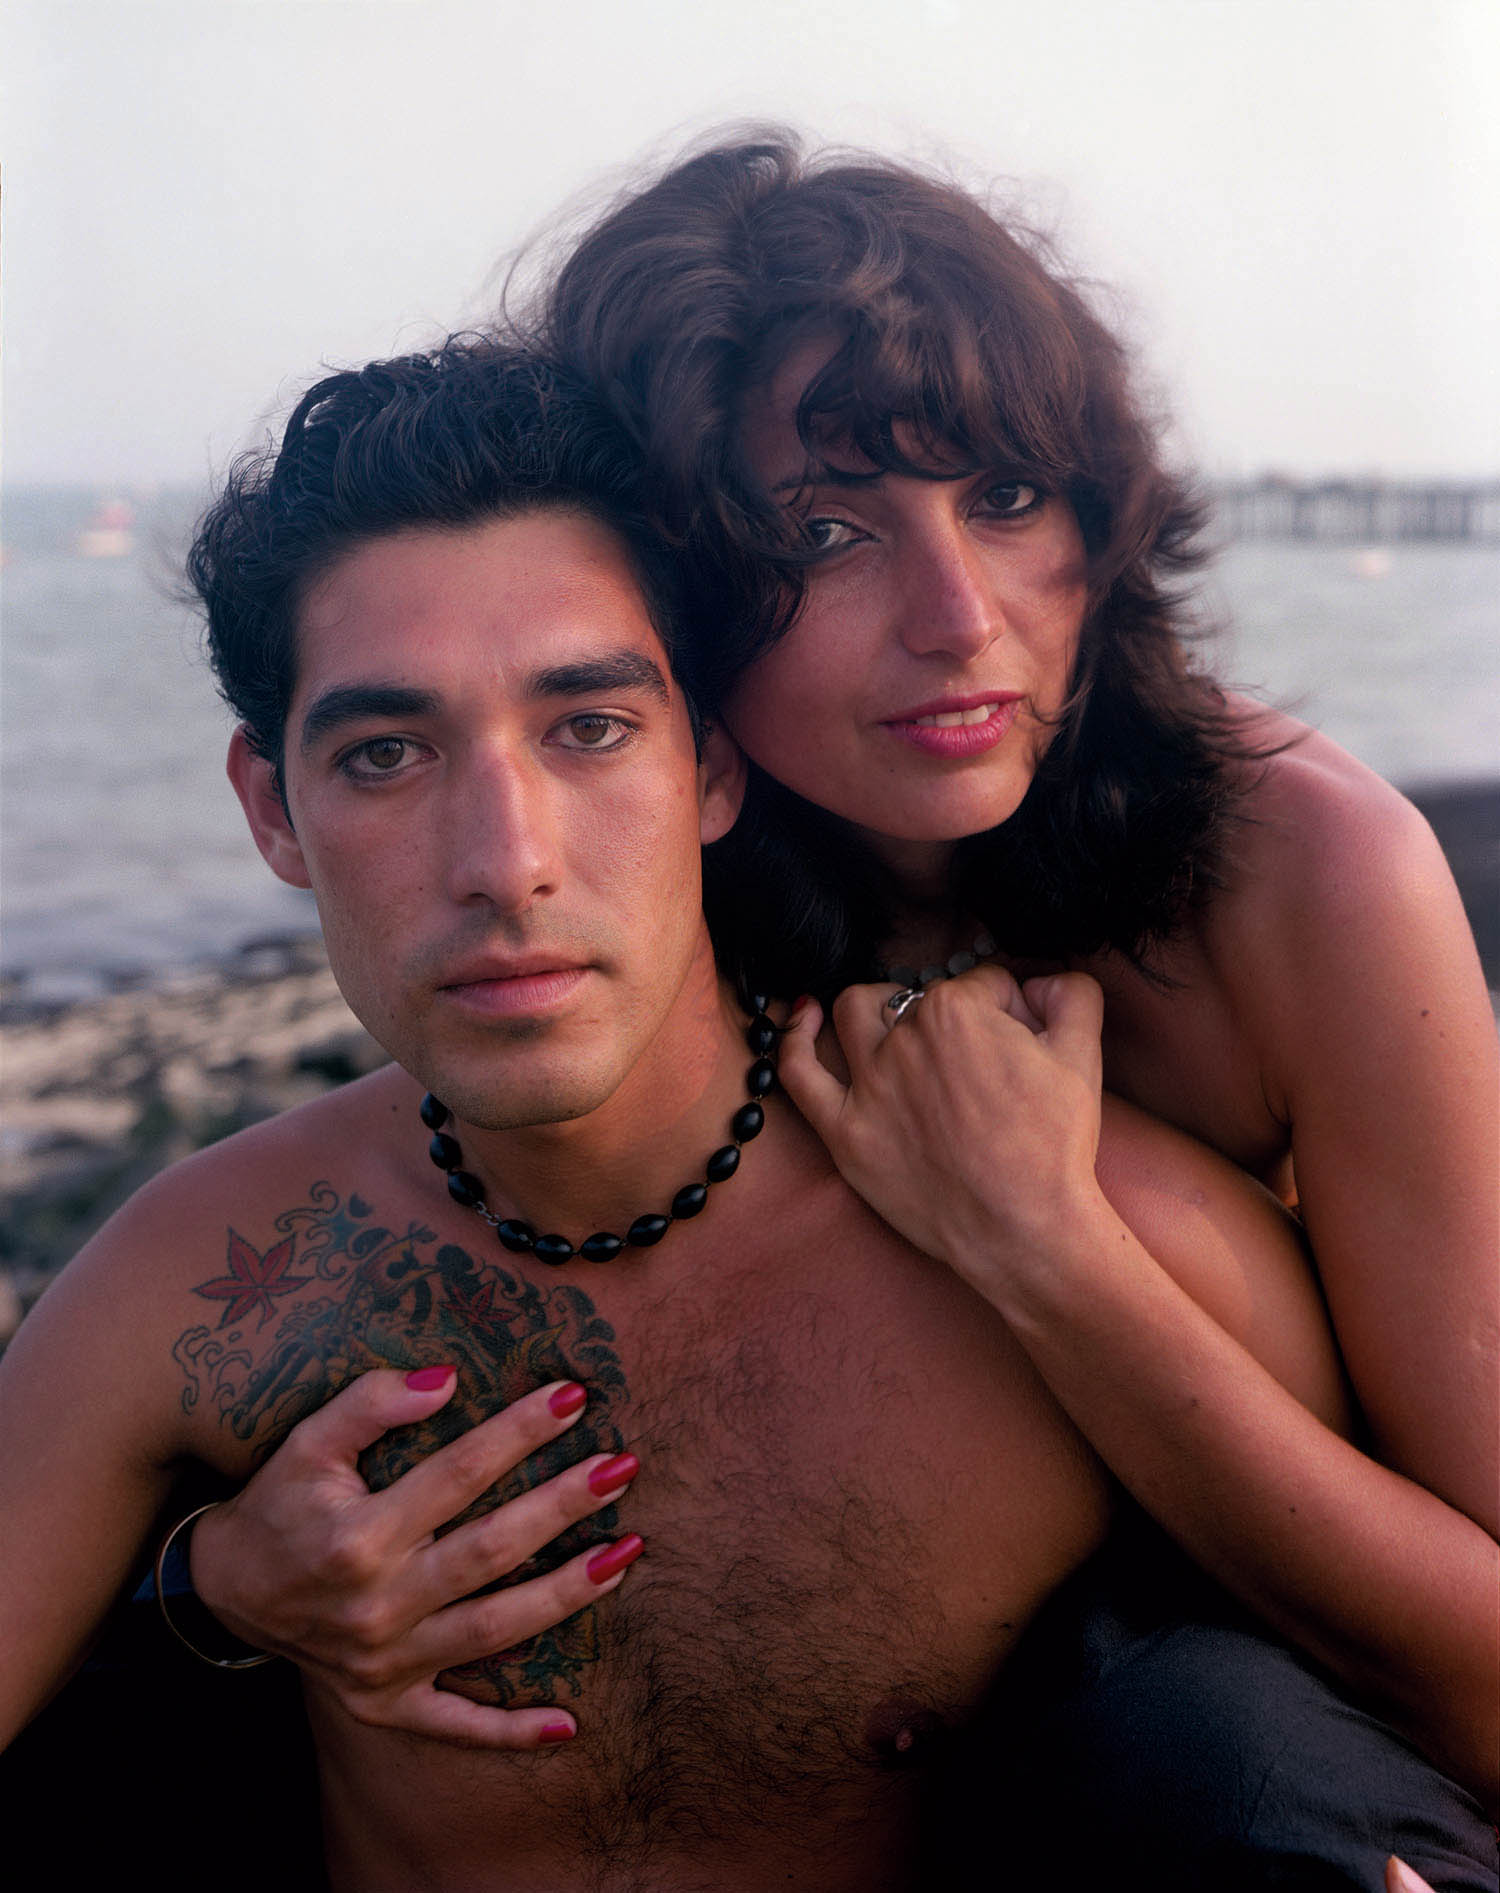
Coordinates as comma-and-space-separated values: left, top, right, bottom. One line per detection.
187, 340, 700, 789
527, 130, 1265, 993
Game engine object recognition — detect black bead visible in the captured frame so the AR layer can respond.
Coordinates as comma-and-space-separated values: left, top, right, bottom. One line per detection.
746, 1017, 777, 1056
428, 1132, 463, 1172
706, 1144, 741, 1183
731, 1101, 764, 1143
671, 1182, 709, 1219
749, 994, 769, 1015
424, 1036, 777, 1264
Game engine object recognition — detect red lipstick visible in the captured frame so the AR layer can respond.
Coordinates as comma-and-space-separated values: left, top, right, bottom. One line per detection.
880, 695, 1022, 758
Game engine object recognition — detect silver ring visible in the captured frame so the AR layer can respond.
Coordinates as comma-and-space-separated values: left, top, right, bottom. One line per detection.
884, 985, 925, 1025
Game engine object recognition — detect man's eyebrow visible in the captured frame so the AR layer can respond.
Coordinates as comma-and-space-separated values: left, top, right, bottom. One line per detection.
299, 685, 442, 752
524, 651, 671, 705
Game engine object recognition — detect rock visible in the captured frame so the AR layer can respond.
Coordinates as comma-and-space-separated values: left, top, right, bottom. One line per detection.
1405, 780, 1499, 986
0, 937, 386, 1328
0, 1274, 21, 1348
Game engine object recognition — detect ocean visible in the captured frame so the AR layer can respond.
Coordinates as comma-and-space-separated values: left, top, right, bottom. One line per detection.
2, 485, 1496, 992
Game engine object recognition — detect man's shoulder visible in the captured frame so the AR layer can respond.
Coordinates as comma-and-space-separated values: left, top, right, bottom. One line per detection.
14, 1064, 425, 1474
45, 1066, 417, 1342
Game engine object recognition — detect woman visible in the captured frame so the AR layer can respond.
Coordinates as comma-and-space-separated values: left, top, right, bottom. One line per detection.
183, 134, 1496, 1882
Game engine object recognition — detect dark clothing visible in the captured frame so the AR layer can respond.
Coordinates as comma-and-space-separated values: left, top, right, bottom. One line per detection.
931, 1519, 1499, 1891
6, 1521, 1495, 1891
1, 1559, 324, 1893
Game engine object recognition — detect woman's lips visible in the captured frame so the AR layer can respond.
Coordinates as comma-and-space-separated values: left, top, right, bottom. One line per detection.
882, 698, 1021, 757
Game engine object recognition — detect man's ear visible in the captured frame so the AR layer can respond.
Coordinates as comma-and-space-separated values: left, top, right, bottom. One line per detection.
697, 721, 747, 845
227, 726, 312, 889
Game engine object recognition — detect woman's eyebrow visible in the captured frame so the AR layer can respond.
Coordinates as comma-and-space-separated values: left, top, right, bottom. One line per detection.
772, 468, 875, 494
299, 684, 441, 751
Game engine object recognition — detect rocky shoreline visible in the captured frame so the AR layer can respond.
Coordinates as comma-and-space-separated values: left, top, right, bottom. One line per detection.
2, 779, 1494, 1346
0, 933, 387, 1342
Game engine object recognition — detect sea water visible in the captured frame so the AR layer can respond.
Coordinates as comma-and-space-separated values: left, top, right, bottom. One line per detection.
2, 487, 1496, 985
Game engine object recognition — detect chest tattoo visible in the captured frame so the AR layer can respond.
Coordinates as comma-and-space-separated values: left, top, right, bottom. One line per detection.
172, 1181, 629, 1705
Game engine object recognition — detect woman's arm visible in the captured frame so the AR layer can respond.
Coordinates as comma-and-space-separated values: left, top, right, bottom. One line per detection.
779, 965, 1499, 1810
1222, 747, 1499, 1541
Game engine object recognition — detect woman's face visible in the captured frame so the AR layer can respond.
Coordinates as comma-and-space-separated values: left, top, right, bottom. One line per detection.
725, 346, 1089, 866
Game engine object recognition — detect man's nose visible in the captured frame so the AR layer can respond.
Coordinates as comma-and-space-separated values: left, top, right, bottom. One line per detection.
897, 520, 1002, 661
442, 752, 561, 913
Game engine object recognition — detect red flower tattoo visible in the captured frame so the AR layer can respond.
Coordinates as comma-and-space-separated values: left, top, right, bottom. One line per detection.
195, 1229, 315, 1329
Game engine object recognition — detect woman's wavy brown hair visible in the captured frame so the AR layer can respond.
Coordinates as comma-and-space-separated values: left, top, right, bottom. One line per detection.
529, 131, 1261, 993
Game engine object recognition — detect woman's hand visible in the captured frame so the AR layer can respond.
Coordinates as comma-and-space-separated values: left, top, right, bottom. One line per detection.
780, 967, 1108, 1290
1386, 1860, 1438, 1893
187, 1367, 642, 1748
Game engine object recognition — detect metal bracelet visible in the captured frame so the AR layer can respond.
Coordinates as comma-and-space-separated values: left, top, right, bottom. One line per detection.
153, 1500, 277, 1670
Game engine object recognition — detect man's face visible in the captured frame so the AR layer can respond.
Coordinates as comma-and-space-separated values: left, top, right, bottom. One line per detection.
234, 508, 741, 1132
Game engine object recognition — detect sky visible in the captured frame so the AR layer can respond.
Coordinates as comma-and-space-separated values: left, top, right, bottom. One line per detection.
3, 0, 1497, 488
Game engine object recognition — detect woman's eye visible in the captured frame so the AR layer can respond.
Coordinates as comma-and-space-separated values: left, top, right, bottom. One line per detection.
802, 515, 862, 555
553, 714, 632, 751
981, 481, 1043, 518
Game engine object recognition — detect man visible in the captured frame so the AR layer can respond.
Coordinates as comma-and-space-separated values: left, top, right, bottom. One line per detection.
0, 342, 1349, 1890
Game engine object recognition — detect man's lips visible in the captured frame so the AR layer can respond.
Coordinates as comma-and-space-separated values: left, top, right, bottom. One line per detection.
436, 960, 591, 1018
880, 694, 1024, 757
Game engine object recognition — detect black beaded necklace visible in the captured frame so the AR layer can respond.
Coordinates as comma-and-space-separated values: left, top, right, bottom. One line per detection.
420, 999, 778, 1265
877, 929, 998, 991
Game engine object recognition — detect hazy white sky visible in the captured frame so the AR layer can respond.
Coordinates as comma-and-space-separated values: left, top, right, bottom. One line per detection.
4, 0, 1496, 486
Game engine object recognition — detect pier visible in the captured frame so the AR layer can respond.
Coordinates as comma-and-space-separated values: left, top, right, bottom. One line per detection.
1213, 477, 1500, 543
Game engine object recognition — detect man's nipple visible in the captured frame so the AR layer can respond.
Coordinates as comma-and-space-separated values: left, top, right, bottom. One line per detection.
864, 1696, 950, 1769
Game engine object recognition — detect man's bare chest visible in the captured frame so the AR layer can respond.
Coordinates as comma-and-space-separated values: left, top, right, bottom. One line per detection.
174, 1175, 1108, 1880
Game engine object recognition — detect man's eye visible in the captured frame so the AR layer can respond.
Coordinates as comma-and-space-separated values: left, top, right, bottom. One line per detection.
552, 714, 633, 751
981, 481, 1043, 518
341, 737, 414, 778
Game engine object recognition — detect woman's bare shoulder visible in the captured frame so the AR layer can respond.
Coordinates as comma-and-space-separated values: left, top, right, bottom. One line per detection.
1211, 701, 1459, 956
1229, 698, 1428, 842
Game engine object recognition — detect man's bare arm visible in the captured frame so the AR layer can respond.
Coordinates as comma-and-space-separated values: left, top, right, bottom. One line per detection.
0, 1183, 191, 1746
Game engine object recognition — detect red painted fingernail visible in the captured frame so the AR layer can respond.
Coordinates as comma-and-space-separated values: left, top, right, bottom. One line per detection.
587, 1533, 645, 1583
405, 1365, 454, 1391
587, 1452, 639, 1498
548, 1381, 586, 1418
538, 1720, 575, 1745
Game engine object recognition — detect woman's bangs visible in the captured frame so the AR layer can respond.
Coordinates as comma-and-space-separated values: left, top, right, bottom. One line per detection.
789, 303, 1075, 493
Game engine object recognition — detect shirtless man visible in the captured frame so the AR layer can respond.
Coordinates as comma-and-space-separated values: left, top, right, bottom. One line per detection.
0, 343, 1347, 1891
